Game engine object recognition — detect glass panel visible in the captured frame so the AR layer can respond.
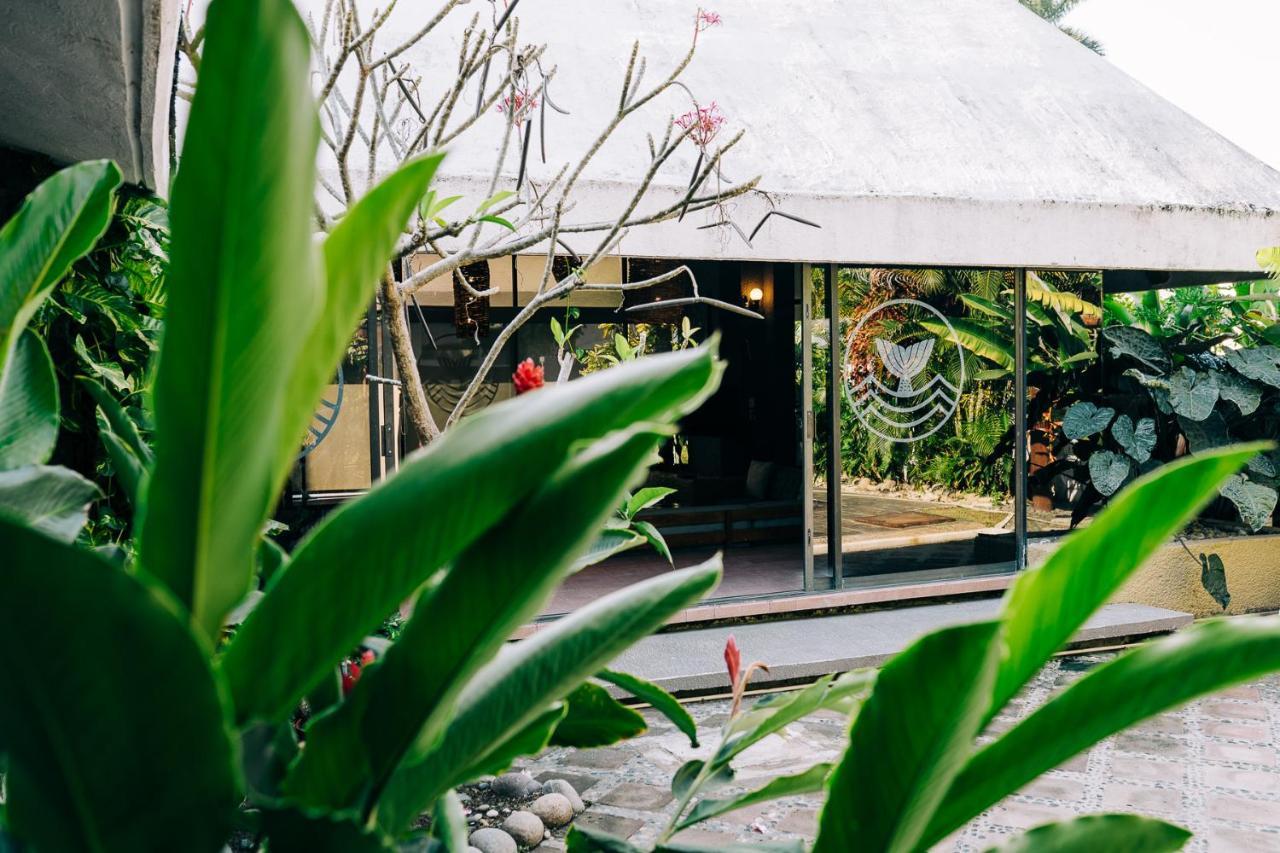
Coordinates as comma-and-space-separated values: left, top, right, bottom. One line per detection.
835, 267, 1018, 584
1029, 276, 1280, 568
300, 321, 374, 493
1022, 271, 1104, 566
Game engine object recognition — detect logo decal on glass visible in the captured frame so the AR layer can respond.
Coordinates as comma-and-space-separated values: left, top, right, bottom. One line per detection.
844, 298, 964, 443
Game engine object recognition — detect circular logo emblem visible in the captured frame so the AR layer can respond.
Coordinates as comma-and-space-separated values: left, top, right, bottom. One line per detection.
843, 298, 964, 444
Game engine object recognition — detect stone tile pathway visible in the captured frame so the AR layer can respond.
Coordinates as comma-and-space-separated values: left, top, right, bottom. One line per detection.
520, 654, 1280, 852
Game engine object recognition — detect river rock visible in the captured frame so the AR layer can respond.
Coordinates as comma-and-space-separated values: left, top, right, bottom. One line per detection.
529, 792, 574, 828
541, 779, 585, 814
501, 810, 545, 847
469, 828, 517, 853
491, 771, 536, 798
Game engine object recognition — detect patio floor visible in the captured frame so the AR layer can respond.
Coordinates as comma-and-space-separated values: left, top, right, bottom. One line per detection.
518, 654, 1280, 852
542, 490, 1017, 617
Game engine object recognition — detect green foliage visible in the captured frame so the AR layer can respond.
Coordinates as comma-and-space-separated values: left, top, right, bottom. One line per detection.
0, 0, 729, 850
1055, 310, 1280, 530
0, 161, 124, 549
579, 447, 1274, 853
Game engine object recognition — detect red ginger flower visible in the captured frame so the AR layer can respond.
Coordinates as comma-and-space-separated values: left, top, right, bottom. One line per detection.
724, 634, 741, 686
342, 649, 376, 695
513, 358, 545, 394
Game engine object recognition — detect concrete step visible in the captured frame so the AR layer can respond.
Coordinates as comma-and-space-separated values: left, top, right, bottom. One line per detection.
609, 600, 1191, 696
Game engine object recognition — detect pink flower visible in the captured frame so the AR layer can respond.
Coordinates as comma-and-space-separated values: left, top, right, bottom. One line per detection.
513, 358, 545, 394
497, 89, 539, 119
697, 9, 722, 30
674, 102, 726, 150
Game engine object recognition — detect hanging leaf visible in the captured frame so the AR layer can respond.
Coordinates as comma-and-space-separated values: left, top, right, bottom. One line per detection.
1217, 371, 1263, 416
1199, 553, 1230, 610
1225, 346, 1280, 389
0, 465, 100, 542
1088, 450, 1132, 497
1061, 402, 1114, 441
1111, 415, 1157, 464
1165, 367, 1218, 422
1102, 326, 1170, 373
1220, 474, 1278, 532
0, 331, 59, 468
549, 682, 647, 748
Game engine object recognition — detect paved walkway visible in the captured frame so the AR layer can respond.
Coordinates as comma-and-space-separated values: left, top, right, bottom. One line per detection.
520, 654, 1280, 852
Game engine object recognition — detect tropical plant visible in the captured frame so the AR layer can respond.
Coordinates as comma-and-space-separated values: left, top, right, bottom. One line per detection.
0, 1, 728, 850
178, 0, 770, 446
37, 191, 168, 547
0, 159, 121, 548
1048, 313, 1280, 530
568, 444, 1280, 852
1021, 0, 1104, 53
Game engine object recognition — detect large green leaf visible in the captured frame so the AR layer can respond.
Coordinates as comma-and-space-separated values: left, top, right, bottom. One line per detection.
712, 670, 874, 772
1061, 401, 1113, 441
261, 810, 393, 853
0, 331, 59, 468
1111, 415, 1156, 464
80, 376, 150, 462
919, 318, 1014, 370
0, 160, 120, 383
926, 616, 1280, 845
987, 444, 1267, 720
138, 0, 321, 639
1225, 345, 1280, 389
1103, 326, 1170, 373
982, 815, 1189, 853
599, 669, 699, 747
549, 682, 648, 747
1165, 367, 1219, 422
376, 558, 722, 834
814, 622, 1000, 853
1220, 473, 1278, 532
0, 465, 99, 542
274, 152, 445, 489
1087, 450, 1131, 497
0, 519, 236, 853
677, 763, 831, 830
283, 426, 671, 810
221, 344, 721, 725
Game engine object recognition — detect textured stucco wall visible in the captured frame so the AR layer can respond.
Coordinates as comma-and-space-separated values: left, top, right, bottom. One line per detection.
1112, 536, 1280, 617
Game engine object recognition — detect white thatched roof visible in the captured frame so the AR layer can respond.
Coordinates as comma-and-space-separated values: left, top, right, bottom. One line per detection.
310, 0, 1280, 273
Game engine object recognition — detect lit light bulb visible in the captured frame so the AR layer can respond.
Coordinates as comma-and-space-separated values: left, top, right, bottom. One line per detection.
748, 286, 764, 302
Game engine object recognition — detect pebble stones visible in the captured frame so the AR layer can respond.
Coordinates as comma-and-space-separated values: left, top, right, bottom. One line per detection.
540, 779, 585, 814
491, 771, 539, 799
529, 793, 574, 828
468, 827, 517, 853
500, 810, 545, 847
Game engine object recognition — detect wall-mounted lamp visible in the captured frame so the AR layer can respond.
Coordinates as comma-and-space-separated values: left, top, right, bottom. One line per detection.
745, 286, 764, 311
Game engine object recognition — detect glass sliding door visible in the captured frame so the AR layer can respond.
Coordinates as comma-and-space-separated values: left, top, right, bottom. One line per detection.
828, 267, 1020, 585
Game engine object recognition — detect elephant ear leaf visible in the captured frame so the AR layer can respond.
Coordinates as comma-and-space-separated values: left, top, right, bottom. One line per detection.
1165, 367, 1219, 422
1220, 474, 1278, 532
1102, 326, 1170, 373
1088, 450, 1132, 497
1062, 402, 1114, 441
1111, 415, 1156, 464
0, 519, 237, 852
